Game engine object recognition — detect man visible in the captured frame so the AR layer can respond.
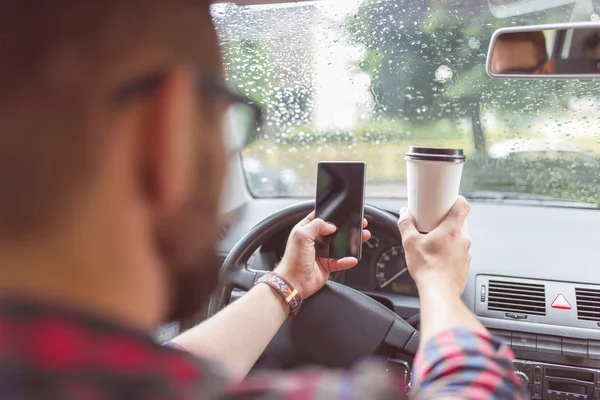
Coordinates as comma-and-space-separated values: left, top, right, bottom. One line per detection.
0, 2, 523, 399
583, 30, 600, 58
491, 31, 556, 74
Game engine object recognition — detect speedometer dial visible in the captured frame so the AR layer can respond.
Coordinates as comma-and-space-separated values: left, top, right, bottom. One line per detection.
375, 246, 418, 296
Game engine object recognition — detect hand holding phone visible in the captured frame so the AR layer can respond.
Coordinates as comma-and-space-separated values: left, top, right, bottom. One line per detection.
314, 161, 366, 259
274, 208, 370, 300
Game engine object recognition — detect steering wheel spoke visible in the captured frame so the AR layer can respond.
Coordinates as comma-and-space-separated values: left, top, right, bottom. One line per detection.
228, 264, 257, 291
384, 319, 420, 355
252, 269, 270, 282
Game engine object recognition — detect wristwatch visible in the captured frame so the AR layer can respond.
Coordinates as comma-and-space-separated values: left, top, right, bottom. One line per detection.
256, 272, 303, 316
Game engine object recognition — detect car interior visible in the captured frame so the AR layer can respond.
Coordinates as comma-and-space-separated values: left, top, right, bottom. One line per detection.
157, 0, 600, 399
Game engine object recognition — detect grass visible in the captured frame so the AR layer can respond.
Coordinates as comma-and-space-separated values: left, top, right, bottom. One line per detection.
248, 119, 477, 180
243, 131, 600, 206
246, 132, 600, 181
243, 113, 600, 206
245, 139, 473, 180
573, 137, 600, 154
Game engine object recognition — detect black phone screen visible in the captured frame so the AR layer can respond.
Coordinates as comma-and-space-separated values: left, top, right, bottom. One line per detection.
314, 161, 366, 259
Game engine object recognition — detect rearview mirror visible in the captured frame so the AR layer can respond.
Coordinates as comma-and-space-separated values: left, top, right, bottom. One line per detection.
487, 22, 600, 79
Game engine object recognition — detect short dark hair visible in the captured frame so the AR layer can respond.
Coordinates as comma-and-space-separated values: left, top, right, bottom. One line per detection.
0, 1, 216, 239
497, 31, 548, 63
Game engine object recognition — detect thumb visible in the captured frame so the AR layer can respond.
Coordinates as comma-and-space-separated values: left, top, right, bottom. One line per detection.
327, 257, 359, 272
397, 207, 418, 239
302, 218, 337, 240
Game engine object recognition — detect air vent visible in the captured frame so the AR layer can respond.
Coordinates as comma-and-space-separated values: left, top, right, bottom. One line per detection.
575, 288, 600, 322
488, 280, 546, 316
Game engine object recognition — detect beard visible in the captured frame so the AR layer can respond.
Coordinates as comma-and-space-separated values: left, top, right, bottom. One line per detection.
163, 250, 221, 323
156, 119, 228, 324
156, 189, 223, 323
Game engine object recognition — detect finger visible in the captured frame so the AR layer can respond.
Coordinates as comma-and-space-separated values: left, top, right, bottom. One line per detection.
363, 218, 368, 228
462, 220, 471, 243
297, 211, 316, 227
327, 257, 359, 272
436, 196, 470, 234
397, 207, 419, 241
362, 229, 371, 243
301, 218, 336, 240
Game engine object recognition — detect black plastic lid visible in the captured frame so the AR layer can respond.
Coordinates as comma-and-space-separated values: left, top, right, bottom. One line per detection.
405, 146, 466, 163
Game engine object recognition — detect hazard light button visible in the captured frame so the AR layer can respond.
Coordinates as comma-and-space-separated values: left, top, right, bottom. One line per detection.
551, 294, 571, 310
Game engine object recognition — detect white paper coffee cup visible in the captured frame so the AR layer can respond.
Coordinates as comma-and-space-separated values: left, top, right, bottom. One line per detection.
405, 147, 466, 233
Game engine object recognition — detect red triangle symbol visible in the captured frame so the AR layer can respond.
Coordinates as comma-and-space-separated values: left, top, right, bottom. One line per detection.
551, 294, 571, 310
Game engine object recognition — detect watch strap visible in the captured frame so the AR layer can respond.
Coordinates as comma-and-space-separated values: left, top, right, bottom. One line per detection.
256, 272, 302, 316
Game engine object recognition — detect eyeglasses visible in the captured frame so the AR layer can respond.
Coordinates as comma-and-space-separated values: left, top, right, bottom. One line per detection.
114, 70, 264, 150
499, 58, 548, 75
199, 72, 264, 150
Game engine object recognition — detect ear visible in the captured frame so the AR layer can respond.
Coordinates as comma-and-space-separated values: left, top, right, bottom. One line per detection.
141, 68, 196, 219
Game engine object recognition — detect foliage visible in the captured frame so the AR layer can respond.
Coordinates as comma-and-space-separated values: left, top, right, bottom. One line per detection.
222, 39, 314, 138
462, 156, 600, 206
222, 38, 275, 107
346, 0, 578, 154
268, 117, 470, 146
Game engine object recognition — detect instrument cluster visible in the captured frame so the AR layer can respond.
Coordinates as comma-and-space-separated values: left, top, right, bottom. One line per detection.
333, 233, 418, 298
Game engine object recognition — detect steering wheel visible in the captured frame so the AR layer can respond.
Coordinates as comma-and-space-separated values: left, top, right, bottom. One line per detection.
207, 201, 419, 370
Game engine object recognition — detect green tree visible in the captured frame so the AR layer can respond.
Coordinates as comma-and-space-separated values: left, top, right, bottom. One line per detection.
347, 0, 573, 156
222, 39, 275, 107
347, 0, 439, 123
429, 6, 573, 156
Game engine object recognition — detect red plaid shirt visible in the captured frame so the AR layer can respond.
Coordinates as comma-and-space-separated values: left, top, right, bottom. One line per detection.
0, 298, 525, 399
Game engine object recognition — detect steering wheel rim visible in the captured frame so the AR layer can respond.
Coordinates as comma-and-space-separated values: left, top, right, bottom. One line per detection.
207, 200, 419, 369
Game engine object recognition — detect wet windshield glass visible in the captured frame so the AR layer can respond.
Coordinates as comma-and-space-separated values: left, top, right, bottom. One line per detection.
213, 0, 600, 207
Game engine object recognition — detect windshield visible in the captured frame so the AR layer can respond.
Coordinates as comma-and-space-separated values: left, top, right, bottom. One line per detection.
213, 0, 600, 207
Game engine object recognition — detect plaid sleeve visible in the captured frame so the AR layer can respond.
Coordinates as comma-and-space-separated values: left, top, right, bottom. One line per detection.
163, 341, 187, 351
163, 329, 525, 400
411, 328, 527, 400
222, 361, 406, 400
165, 342, 408, 399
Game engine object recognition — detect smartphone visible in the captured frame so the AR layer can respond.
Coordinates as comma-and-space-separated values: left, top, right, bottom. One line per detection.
314, 161, 366, 259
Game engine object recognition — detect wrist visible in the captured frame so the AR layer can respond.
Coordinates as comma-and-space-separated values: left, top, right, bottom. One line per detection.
256, 271, 303, 316
273, 264, 304, 299
414, 273, 462, 299
256, 281, 290, 316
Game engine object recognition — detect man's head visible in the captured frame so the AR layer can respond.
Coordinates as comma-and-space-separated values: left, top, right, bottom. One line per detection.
491, 31, 555, 75
0, 1, 229, 330
583, 31, 600, 58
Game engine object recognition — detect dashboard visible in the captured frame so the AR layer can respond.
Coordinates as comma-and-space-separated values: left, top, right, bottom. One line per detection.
220, 198, 600, 399
217, 198, 600, 332
157, 198, 600, 400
